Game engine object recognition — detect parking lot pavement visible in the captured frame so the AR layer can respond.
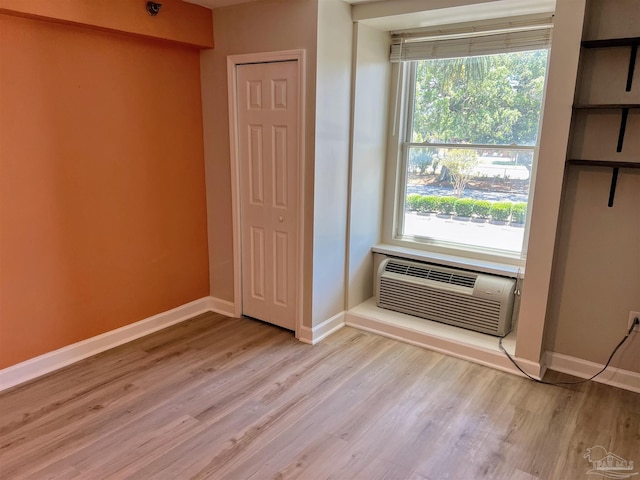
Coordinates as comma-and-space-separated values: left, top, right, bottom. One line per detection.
406, 185, 528, 203
404, 212, 525, 252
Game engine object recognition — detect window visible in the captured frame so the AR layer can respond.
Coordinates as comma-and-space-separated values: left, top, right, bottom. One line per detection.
388, 20, 551, 262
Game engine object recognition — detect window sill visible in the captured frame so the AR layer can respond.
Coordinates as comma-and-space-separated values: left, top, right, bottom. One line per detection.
348, 298, 518, 356
372, 244, 522, 278
343, 298, 548, 380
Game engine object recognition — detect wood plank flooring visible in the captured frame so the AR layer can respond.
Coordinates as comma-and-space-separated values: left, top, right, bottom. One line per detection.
1, 313, 638, 479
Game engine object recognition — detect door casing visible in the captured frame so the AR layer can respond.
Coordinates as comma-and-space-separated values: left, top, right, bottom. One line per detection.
227, 50, 306, 338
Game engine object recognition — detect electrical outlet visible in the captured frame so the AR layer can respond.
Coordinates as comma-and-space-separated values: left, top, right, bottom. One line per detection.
629, 311, 640, 332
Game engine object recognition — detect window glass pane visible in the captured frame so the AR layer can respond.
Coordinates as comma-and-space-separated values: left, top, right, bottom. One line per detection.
404, 146, 532, 253
401, 49, 547, 256
411, 50, 548, 146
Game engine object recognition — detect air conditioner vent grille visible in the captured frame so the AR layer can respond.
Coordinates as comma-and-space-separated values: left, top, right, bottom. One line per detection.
385, 260, 477, 288
384, 261, 409, 275
379, 277, 502, 334
377, 258, 515, 336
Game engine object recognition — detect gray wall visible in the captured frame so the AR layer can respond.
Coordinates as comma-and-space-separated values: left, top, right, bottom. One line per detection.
312, 0, 353, 325
545, 0, 640, 372
347, 23, 391, 309
200, 0, 318, 325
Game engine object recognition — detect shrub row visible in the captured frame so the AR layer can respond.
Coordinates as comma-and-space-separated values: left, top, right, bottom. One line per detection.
406, 194, 527, 223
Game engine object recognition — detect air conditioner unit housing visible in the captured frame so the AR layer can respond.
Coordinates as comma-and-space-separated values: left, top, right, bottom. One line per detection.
376, 258, 516, 336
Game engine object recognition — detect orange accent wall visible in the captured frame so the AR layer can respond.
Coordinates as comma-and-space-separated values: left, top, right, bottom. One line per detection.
0, 13, 210, 369
0, 0, 213, 48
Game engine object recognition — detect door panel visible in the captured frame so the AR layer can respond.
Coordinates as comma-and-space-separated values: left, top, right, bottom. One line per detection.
248, 126, 264, 204
273, 230, 288, 307
250, 226, 266, 301
237, 61, 298, 330
273, 126, 288, 208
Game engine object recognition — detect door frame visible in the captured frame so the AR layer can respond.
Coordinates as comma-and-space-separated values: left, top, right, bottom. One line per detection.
227, 50, 306, 338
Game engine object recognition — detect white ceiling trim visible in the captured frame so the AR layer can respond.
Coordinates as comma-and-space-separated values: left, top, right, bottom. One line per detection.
352, 0, 556, 32
181, 0, 556, 32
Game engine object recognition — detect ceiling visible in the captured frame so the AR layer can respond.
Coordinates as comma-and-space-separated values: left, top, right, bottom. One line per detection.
182, 0, 369, 7
183, 0, 556, 32
183, 0, 256, 8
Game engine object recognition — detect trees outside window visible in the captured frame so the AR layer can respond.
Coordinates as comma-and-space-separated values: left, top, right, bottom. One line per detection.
412, 51, 548, 146
438, 149, 479, 197
399, 50, 548, 255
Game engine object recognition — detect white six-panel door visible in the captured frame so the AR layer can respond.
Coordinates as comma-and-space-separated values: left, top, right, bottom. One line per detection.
237, 61, 299, 331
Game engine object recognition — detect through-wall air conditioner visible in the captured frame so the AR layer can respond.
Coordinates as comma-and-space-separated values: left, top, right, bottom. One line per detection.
376, 258, 516, 336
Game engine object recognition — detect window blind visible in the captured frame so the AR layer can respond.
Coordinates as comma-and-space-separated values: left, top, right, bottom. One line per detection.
390, 16, 553, 62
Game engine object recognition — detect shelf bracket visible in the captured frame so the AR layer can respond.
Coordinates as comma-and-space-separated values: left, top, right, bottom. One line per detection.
608, 167, 620, 207
616, 108, 629, 152
626, 42, 638, 92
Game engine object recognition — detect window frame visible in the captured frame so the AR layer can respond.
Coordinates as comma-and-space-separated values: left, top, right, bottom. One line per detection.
383, 52, 549, 266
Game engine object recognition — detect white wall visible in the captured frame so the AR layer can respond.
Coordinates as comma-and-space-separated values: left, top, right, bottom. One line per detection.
514, 0, 586, 363
347, 23, 391, 309
312, 0, 353, 325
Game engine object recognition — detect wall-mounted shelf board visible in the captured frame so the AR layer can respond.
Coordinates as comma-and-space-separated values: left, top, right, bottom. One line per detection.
566, 159, 640, 207
581, 37, 638, 92
566, 159, 640, 168
571, 37, 639, 208
581, 37, 640, 48
572, 105, 639, 152
573, 104, 640, 109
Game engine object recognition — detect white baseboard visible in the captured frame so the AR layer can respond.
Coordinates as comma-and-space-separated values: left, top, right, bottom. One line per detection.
0, 297, 216, 393
298, 311, 345, 345
345, 302, 544, 380
208, 296, 238, 317
545, 352, 640, 393
297, 325, 313, 344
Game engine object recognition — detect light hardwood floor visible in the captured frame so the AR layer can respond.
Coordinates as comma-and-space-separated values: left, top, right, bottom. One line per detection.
1, 313, 638, 479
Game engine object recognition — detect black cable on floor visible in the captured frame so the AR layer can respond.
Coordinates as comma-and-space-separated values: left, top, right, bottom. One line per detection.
498, 317, 639, 386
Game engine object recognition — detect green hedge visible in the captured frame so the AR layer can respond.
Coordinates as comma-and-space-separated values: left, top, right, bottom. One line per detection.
406, 194, 422, 211
405, 195, 524, 223
438, 196, 457, 215
490, 201, 513, 222
424, 196, 439, 212
511, 202, 527, 223
415, 196, 428, 212
454, 198, 475, 217
473, 200, 491, 218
